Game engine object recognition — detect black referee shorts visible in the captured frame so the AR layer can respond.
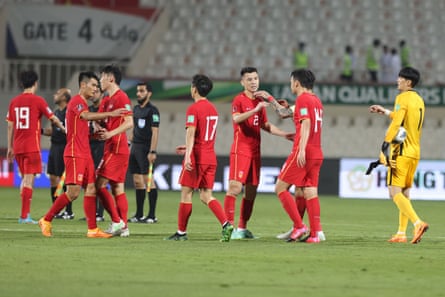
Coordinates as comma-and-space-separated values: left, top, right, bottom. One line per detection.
129, 143, 152, 175
47, 143, 65, 176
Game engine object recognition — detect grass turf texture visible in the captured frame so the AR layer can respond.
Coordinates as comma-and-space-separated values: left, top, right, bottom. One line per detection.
0, 188, 444, 297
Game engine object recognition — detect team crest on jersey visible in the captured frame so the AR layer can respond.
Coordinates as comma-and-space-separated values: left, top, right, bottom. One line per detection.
77, 104, 83, 111
187, 115, 195, 123
152, 114, 160, 123
238, 171, 244, 179
300, 108, 308, 116
138, 119, 146, 128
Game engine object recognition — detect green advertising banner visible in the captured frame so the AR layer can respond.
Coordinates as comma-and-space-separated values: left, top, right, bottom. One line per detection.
122, 79, 445, 106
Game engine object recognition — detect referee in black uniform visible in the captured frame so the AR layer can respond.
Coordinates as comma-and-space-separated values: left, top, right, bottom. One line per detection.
43, 88, 73, 219
128, 82, 160, 223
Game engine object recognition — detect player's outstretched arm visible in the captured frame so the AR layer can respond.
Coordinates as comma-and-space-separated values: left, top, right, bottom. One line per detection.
254, 91, 293, 118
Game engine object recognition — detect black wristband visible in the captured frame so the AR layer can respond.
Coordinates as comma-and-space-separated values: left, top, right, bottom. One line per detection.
149, 150, 157, 154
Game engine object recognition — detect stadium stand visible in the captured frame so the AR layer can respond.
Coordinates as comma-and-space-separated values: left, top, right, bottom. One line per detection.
0, 0, 444, 159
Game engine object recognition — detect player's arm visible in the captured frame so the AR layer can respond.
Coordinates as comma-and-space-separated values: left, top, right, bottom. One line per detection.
254, 91, 293, 118
6, 120, 14, 162
103, 115, 134, 139
369, 104, 395, 119
384, 108, 406, 143
232, 101, 269, 124
261, 122, 294, 140
80, 108, 127, 121
49, 115, 66, 134
296, 118, 310, 167
184, 126, 195, 171
148, 126, 159, 164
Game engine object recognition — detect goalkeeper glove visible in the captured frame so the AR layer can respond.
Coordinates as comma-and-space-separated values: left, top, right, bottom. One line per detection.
379, 141, 396, 168
365, 160, 380, 175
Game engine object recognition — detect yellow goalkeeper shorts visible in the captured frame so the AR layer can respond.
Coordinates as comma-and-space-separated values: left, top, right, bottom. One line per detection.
386, 156, 419, 188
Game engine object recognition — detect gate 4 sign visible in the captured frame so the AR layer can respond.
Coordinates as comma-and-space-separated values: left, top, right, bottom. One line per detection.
5, 4, 153, 59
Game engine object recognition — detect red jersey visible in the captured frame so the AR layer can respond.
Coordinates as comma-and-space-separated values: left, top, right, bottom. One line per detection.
293, 92, 323, 159
6, 93, 54, 154
101, 89, 132, 155
64, 94, 91, 159
230, 92, 268, 157
185, 99, 218, 165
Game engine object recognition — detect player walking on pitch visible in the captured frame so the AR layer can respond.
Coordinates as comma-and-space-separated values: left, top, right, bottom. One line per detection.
260, 69, 323, 243
7, 70, 65, 224
166, 74, 233, 241
369, 66, 428, 244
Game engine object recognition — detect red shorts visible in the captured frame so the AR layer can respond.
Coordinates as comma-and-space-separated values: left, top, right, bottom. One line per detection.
96, 151, 129, 183
229, 153, 260, 186
64, 156, 95, 188
279, 153, 323, 187
15, 152, 42, 175
179, 164, 216, 189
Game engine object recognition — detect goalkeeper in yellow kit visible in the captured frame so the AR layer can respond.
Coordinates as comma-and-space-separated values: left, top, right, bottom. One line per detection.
369, 67, 428, 244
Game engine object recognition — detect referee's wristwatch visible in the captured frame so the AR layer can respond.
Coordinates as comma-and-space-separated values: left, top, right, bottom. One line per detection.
149, 150, 157, 154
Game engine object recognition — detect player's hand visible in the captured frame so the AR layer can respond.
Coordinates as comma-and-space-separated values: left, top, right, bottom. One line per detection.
369, 105, 386, 115
254, 101, 269, 112
175, 145, 186, 155
285, 132, 295, 141
254, 90, 272, 101
147, 153, 156, 163
6, 149, 14, 163
184, 155, 193, 171
277, 99, 290, 109
296, 149, 306, 167
97, 129, 112, 140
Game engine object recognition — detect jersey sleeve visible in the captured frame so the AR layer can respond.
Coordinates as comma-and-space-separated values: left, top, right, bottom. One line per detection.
185, 105, 197, 128
38, 97, 54, 119
232, 95, 242, 115
384, 95, 407, 143
151, 106, 160, 128
295, 96, 310, 121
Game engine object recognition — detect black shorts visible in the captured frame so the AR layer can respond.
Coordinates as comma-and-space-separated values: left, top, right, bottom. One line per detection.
47, 142, 65, 176
129, 143, 152, 174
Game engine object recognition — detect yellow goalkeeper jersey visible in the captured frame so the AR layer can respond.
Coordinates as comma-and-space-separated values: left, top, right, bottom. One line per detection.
385, 90, 424, 160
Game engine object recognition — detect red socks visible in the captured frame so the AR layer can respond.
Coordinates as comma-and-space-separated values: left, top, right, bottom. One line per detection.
21, 187, 33, 219
208, 199, 227, 225
306, 197, 322, 237
44, 193, 70, 222
178, 202, 192, 233
115, 193, 128, 225
296, 195, 306, 218
238, 198, 254, 229
278, 191, 303, 228
224, 195, 236, 225
97, 187, 120, 223
83, 195, 97, 229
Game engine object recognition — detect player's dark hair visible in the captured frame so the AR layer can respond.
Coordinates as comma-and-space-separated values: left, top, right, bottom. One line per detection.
291, 69, 316, 89
240, 67, 258, 77
137, 82, 153, 92
78, 71, 99, 87
192, 74, 213, 97
19, 70, 38, 89
101, 64, 122, 85
399, 67, 420, 87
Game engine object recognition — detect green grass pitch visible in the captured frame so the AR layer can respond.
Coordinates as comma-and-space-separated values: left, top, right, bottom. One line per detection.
0, 187, 444, 297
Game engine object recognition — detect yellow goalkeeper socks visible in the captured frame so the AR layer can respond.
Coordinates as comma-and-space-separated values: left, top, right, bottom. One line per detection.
393, 192, 420, 224
397, 211, 409, 234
